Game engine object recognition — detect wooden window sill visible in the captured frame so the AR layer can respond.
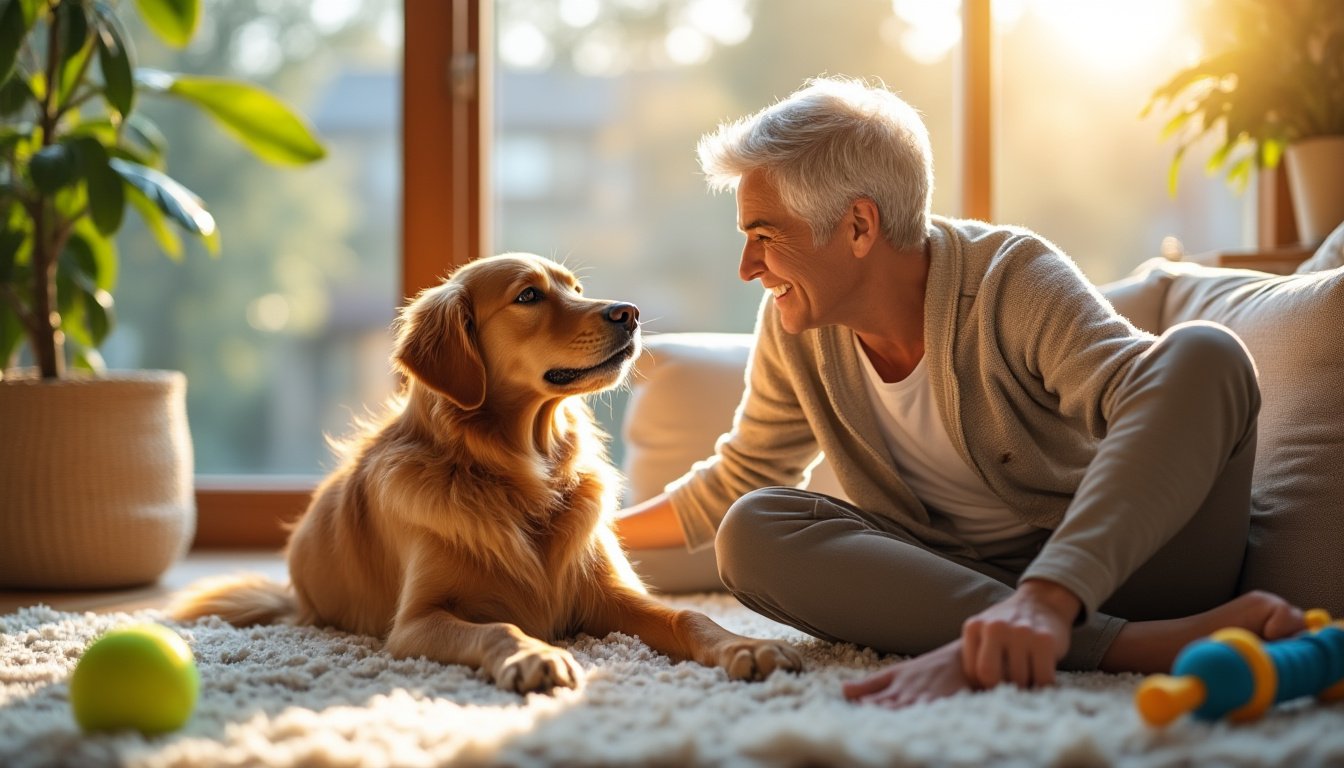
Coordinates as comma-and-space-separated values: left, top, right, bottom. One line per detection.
194, 477, 315, 549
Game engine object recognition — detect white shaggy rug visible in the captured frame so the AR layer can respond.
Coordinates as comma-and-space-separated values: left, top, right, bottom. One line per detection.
3, 595, 1344, 767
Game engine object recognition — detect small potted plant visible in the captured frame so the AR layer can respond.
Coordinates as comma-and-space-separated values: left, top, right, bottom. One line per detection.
0, 0, 325, 588
1144, 0, 1344, 243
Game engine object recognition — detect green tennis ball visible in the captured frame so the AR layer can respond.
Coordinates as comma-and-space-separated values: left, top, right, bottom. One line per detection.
69, 624, 199, 735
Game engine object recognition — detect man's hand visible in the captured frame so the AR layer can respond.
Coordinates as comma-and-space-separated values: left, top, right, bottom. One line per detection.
959, 579, 1081, 690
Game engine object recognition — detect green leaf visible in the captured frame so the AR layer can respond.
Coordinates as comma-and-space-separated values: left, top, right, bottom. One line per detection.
0, 300, 22, 369
132, 0, 198, 48
54, 267, 85, 342
57, 0, 88, 59
71, 216, 116, 291
71, 343, 105, 373
0, 72, 32, 115
93, 1, 134, 119
55, 0, 92, 106
59, 230, 97, 285
122, 111, 166, 165
30, 143, 78, 192
1225, 154, 1255, 192
59, 227, 115, 348
1259, 137, 1285, 170
125, 180, 181, 259
201, 224, 219, 255
0, 0, 30, 85
73, 136, 124, 234
142, 72, 326, 165
0, 203, 24, 282
64, 116, 116, 144
76, 285, 112, 345
0, 200, 29, 279
109, 157, 216, 240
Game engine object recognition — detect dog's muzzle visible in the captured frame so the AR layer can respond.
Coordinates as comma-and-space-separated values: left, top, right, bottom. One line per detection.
543, 338, 639, 385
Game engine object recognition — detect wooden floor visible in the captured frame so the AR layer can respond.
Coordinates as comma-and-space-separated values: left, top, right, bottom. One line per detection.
0, 550, 288, 616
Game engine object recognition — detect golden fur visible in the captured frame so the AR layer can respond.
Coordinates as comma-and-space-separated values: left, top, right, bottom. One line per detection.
171, 253, 801, 692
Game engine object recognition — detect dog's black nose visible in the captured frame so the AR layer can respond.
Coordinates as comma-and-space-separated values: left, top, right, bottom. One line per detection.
605, 302, 640, 332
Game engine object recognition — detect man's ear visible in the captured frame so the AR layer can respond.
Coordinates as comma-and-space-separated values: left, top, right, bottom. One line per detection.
848, 197, 881, 258
393, 282, 487, 409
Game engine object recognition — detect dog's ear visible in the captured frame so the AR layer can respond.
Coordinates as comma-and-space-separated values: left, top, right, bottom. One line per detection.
393, 282, 487, 409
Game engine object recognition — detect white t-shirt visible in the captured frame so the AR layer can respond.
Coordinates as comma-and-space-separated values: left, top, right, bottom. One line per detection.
854, 334, 1036, 546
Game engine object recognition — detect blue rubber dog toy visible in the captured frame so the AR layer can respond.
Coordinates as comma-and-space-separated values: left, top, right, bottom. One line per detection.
1136, 609, 1344, 726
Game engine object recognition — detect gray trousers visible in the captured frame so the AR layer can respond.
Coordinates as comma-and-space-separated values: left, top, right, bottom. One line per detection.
712, 322, 1260, 671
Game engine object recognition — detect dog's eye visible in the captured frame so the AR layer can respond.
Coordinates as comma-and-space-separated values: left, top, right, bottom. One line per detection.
515, 287, 541, 304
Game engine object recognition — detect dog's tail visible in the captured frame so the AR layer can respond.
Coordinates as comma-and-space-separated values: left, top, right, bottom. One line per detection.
167, 573, 298, 627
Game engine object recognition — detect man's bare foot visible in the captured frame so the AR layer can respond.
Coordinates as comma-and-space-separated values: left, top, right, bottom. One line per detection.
1101, 590, 1304, 674
842, 640, 971, 709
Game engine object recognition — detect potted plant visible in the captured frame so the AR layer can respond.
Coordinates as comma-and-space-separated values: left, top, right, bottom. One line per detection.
0, 0, 325, 588
1143, 0, 1344, 243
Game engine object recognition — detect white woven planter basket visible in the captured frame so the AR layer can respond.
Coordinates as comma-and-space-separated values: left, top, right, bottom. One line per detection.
0, 370, 195, 589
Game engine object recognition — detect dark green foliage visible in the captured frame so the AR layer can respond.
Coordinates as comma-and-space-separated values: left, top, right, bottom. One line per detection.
0, 0, 325, 377
1144, 0, 1344, 194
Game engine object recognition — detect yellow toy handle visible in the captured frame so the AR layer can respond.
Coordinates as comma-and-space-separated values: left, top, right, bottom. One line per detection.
1137, 609, 1344, 726
1136, 675, 1206, 727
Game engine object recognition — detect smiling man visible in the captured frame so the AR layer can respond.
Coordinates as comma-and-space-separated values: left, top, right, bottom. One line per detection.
616, 76, 1302, 707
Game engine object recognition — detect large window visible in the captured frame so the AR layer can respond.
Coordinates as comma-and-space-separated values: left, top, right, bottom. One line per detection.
492, 0, 960, 336
992, 0, 1248, 282
491, 0, 1250, 293
110, 0, 1261, 543
487, 0, 1251, 464
106, 0, 403, 476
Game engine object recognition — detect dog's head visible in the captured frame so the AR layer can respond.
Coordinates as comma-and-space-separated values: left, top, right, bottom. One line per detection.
393, 253, 641, 409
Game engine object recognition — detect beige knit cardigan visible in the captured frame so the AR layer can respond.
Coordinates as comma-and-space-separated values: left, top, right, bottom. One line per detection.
667, 215, 1170, 617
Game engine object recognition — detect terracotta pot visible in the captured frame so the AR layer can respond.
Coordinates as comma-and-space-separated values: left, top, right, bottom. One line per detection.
0, 370, 195, 589
1285, 135, 1344, 245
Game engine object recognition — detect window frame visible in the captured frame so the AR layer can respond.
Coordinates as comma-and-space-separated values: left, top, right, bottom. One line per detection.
194, 0, 1291, 548
194, 0, 485, 547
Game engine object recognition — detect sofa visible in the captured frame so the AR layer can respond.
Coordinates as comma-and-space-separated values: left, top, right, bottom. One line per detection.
619, 227, 1344, 615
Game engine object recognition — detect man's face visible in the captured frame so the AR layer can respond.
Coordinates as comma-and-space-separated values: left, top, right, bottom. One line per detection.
736, 168, 853, 334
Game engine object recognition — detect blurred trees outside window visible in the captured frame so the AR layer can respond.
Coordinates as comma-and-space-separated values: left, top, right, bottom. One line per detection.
106, 0, 403, 475
491, 0, 1248, 465
104, 0, 1246, 477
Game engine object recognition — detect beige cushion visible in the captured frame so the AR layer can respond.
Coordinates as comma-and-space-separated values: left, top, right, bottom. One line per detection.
621, 332, 844, 593
1101, 259, 1344, 613
622, 332, 844, 505
1296, 219, 1344, 273
1095, 260, 1174, 333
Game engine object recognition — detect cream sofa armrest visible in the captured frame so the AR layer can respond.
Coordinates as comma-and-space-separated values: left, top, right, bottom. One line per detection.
620, 332, 844, 505
1097, 257, 1177, 334
621, 333, 753, 505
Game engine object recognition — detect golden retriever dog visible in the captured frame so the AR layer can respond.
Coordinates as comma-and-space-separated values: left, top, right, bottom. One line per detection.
171, 252, 802, 693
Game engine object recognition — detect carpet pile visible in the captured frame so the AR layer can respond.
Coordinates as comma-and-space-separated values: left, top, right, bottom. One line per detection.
3, 595, 1342, 767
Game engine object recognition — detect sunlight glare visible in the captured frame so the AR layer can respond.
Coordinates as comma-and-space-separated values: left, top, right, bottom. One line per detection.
665, 26, 711, 66
888, 0, 960, 64
573, 31, 623, 77
500, 22, 554, 70
559, 0, 600, 29
230, 19, 283, 78
247, 293, 291, 333
684, 0, 753, 46
1032, 0, 1184, 72
310, 0, 361, 34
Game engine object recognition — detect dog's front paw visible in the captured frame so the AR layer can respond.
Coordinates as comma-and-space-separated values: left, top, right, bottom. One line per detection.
494, 642, 584, 694
716, 638, 804, 681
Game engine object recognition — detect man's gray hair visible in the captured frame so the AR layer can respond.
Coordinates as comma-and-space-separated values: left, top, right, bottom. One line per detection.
696, 76, 933, 249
